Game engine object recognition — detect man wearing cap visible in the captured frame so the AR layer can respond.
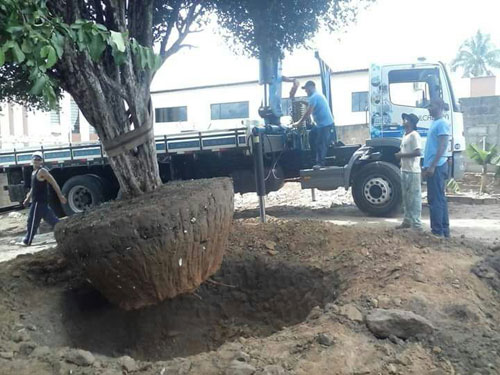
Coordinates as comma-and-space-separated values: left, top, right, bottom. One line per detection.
18, 152, 67, 246
422, 98, 450, 238
395, 113, 422, 231
291, 80, 335, 168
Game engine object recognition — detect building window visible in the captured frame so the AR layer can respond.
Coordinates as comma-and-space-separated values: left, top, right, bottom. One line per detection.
352, 92, 368, 112
50, 109, 60, 125
155, 106, 187, 122
70, 98, 80, 133
211, 101, 249, 120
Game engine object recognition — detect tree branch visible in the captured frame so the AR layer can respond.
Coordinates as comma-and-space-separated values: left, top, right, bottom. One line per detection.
159, 0, 182, 57
162, 1, 202, 59
93, 0, 105, 24
95, 64, 129, 100
128, 0, 154, 46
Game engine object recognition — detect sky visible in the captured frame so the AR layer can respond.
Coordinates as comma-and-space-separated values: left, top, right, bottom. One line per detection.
151, 0, 500, 97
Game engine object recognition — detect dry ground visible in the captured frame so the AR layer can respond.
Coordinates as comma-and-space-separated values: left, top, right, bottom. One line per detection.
0, 183, 498, 375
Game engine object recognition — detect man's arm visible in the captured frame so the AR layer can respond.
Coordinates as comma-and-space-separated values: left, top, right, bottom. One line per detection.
39, 169, 67, 204
292, 105, 314, 127
396, 149, 422, 158
281, 75, 297, 83
23, 188, 32, 206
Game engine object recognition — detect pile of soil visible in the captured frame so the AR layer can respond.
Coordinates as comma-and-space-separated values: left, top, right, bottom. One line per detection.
0, 218, 498, 374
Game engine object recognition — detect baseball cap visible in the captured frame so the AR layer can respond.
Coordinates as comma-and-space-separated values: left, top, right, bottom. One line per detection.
32, 151, 43, 160
401, 113, 419, 126
301, 80, 315, 89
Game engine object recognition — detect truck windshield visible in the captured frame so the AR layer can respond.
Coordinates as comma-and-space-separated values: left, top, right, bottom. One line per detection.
388, 68, 441, 108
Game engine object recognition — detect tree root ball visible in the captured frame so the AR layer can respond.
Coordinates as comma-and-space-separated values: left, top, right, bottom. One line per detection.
55, 178, 234, 310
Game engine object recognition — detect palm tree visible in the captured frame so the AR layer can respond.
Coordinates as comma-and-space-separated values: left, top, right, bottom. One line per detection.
466, 143, 499, 194
451, 30, 500, 77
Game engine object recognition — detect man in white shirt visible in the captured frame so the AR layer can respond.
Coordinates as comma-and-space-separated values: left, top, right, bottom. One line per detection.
395, 113, 423, 230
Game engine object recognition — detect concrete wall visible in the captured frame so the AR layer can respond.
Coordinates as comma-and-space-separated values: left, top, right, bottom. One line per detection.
0, 173, 11, 208
459, 95, 500, 172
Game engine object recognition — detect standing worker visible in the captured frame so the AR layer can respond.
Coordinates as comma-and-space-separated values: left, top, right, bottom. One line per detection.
395, 113, 423, 231
292, 80, 335, 169
422, 98, 450, 238
18, 152, 67, 246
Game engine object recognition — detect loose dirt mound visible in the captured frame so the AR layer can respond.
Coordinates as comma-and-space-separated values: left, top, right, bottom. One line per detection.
0, 219, 498, 375
55, 178, 234, 310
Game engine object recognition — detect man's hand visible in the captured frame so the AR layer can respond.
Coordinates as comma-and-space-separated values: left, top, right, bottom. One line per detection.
290, 121, 301, 128
422, 166, 435, 178
59, 195, 67, 205
22, 197, 30, 207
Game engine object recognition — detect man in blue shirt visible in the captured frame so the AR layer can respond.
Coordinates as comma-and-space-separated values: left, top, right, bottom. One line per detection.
423, 98, 450, 238
292, 80, 335, 168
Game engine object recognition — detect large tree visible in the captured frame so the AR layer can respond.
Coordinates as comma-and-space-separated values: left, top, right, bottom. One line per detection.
451, 30, 500, 78
0, 0, 369, 198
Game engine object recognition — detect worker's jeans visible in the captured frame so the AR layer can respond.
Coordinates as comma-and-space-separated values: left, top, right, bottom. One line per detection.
401, 171, 422, 229
426, 163, 450, 237
315, 125, 333, 166
23, 201, 59, 245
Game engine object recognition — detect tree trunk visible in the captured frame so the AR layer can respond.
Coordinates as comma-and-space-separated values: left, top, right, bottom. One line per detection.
51, 43, 162, 198
480, 165, 488, 195
47, 0, 161, 198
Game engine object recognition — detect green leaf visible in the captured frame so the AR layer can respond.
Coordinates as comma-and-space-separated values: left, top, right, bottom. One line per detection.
40, 45, 50, 58
51, 33, 64, 58
109, 31, 126, 52
6, 25, 23, 34
111, 48, 126, 66
0, 48, 5, 66
21, 38, 33, 53
146, 49, 155, 69
95, 24, 108, 32
11, 42, 25, 63
138, 46, 147, 69
88, 34, 106, 61
30, 74, 48, 95
45, 46, 57, 68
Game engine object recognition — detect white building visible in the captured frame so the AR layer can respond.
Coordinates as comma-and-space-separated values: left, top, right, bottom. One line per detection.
0, 67, 492, 151
151, 68, 369, 135
0, 94, 97, 150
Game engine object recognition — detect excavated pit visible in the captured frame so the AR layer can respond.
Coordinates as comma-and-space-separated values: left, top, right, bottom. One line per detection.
56, 255, 338, 361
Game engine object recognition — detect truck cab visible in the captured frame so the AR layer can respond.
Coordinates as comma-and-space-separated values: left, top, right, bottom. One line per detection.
369, 61, 465, 178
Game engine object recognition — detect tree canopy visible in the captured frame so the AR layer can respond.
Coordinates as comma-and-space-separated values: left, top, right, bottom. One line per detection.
451, 30, 500, 78
0, 0, 372, 196
0, 0, 370, 110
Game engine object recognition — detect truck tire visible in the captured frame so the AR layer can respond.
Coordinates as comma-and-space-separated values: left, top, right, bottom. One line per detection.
62, 175, 105, 216
352, 161, 402, 217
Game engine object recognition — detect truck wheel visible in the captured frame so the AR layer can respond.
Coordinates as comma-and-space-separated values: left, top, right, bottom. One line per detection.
62, 175, 105, 216
352, 161, 402, 217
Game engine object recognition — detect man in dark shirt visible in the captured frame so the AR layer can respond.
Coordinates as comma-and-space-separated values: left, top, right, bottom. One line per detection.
18, 152, 67, 246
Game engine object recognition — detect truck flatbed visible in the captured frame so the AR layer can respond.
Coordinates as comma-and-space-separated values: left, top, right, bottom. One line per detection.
0, 128, 248, 169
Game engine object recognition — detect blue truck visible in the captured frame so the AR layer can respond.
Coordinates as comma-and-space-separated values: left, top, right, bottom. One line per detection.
0, 56, 465, 217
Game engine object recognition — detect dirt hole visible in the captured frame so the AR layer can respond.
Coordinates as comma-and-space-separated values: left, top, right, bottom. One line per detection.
57, 256, 338, 361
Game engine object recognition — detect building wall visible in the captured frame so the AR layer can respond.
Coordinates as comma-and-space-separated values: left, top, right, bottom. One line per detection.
0, 93, 96, 150
459, 95, 500, 172
150, 70, 370, 135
